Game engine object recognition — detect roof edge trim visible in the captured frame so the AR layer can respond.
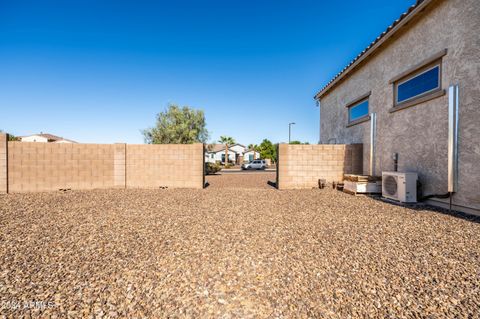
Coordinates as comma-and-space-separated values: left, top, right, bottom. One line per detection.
314, 0, 436, 100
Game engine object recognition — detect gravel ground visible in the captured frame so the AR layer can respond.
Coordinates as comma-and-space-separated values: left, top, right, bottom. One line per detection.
206, 172, 276, 189
0, 184, 479, 318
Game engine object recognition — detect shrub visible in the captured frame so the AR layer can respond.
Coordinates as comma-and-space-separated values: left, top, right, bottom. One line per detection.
205, 162, 221, 175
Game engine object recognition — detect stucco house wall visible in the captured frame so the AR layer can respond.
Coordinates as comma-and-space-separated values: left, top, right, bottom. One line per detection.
20, 135, 49, 143
205, 150, 237, 163
205, 153, 215, 164
317, 0, 480, 213
229, 144, 246, 155
243, 150, 261, 162
20, 134, 76, 143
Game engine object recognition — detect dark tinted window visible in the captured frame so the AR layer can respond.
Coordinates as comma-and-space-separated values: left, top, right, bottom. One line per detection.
397, 65, 439, 103
349, 99, 369, 122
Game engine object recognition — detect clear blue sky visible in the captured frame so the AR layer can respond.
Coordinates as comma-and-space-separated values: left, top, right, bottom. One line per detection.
0, 0, 415, 145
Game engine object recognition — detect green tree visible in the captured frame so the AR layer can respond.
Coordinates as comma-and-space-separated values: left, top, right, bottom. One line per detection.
218, 136, 235, 165
0, 130, 18, 141
259, 139, 277, 163
289, 140, 309, 145
142, 104, 209, 144
247, 144, 258, 160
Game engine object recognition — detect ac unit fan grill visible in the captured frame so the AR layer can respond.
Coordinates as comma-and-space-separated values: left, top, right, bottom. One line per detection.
384, 175, 398, 196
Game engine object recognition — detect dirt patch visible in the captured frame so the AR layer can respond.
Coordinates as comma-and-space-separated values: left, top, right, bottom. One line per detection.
0, 188, 479, 317
206, 172, 276, 189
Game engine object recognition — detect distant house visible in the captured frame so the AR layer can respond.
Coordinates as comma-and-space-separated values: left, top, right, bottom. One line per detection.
243, 149, 261, 162
229, 144, 260, 163
205, 143, 260, 164
19, 133, 77, 143
205, 144, 238, 164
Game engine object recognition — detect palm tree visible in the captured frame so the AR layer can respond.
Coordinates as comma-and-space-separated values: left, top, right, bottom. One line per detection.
218, 136, 235, 165
247, 144, 258, 161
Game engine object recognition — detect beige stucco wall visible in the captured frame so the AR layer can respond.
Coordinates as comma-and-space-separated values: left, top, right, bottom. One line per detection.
1, 141, 203, 193
318, 0, 480, 213
277, 144, 363, 189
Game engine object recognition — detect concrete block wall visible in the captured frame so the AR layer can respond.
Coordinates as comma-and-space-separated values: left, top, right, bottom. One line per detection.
2, 141, 203, 193
0, 134, 7, 193
7, 142, 116, 192
114, 143, 126, 188
126, 144, 204, 189
278, 144, 363, 189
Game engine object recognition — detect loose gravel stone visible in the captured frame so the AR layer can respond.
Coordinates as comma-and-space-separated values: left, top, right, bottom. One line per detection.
206, 172, 276, 189
0, 179, 479, 318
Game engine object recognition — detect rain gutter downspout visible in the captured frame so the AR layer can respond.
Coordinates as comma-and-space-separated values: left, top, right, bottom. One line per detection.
448, 84, 460, 209
422, 85, 459, 210
369, 112, 376, 176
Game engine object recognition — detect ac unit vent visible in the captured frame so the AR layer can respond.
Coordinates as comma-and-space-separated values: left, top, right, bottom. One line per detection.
382, 172, 418, 203
383, 175, 398, 196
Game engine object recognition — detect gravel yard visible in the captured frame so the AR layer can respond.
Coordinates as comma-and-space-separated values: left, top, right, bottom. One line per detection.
1, 184, 479, 318
206, 172, 276, 189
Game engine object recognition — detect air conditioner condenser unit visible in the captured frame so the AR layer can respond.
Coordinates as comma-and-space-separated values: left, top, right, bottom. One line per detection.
382, 172, 418, 203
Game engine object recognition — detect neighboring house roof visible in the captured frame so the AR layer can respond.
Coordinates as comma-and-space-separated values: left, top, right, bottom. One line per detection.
206, 144, 226, 153
229, 143, 246, 149
244, 149, 260, 154
20, 133, 77, 143
314, 0, 435, 99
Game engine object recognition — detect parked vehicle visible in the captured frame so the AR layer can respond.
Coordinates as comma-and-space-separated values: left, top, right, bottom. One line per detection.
241, 160, 267, 170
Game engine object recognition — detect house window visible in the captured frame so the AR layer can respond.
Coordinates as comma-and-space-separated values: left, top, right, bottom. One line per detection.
348, 98, 369, 123
395, 64, 440, 105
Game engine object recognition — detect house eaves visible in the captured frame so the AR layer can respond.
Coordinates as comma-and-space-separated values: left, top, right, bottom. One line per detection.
314, 0, 436, 100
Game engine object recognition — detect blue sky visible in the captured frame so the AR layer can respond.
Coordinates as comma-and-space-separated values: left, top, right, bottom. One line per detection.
0, 0, 415, 145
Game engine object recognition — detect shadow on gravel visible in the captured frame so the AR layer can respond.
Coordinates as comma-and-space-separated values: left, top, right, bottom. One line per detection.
267, 180, 277, 189
369, 196, 480, 224
203, 172, 276, 189
420, 206, 480, 224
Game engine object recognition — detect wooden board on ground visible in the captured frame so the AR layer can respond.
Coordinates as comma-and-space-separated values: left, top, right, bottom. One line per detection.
343, 180, 382, 196
344, 174, 381, 182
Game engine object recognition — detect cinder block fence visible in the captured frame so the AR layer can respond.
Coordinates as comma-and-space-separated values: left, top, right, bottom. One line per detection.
0, 133, 204, 193
277, 144, 363, 189
0, 134, 7, 193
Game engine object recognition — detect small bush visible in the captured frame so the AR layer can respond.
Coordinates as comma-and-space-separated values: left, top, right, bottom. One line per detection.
205, 162, 222, 175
